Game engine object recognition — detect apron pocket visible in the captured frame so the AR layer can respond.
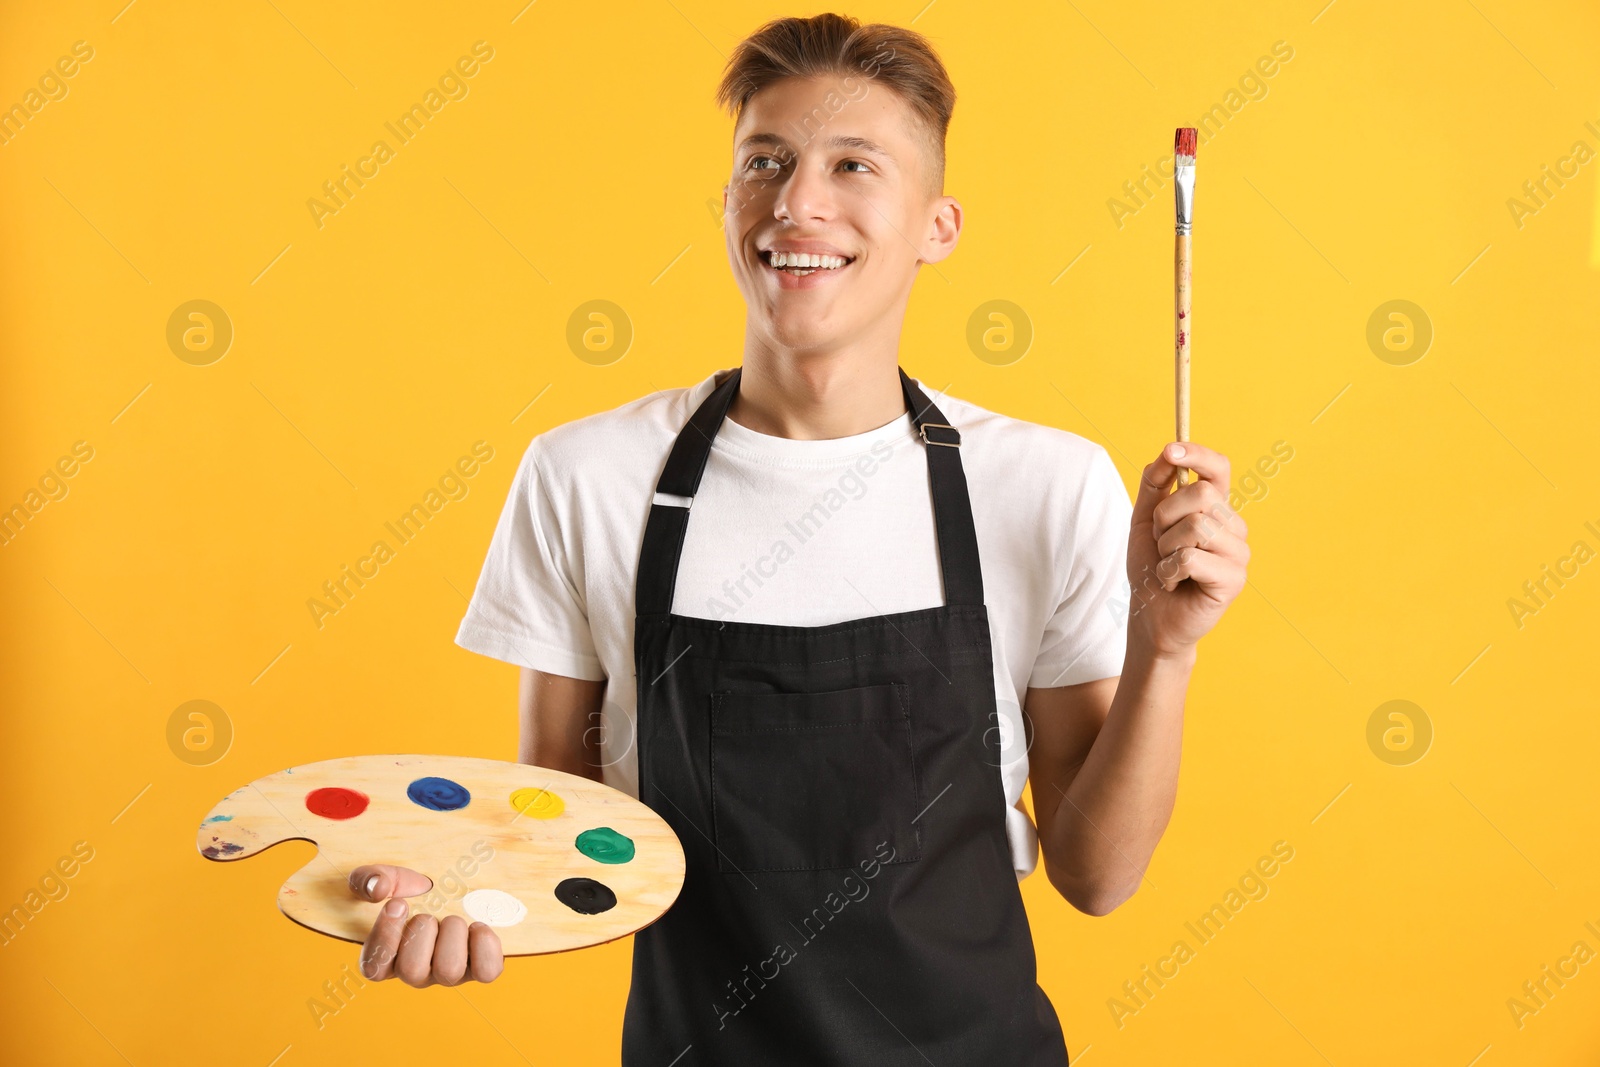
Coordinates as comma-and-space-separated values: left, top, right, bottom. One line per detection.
709, 682, 922, 873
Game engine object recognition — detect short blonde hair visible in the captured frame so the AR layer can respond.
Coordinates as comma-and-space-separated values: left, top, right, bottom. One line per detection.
714, 13, 957, 192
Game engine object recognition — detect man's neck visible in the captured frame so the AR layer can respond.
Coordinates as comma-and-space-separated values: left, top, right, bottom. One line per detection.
726, 348, 909, 441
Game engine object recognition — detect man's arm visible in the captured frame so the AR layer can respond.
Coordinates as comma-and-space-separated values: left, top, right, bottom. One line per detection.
1026, 441, 1248, 916
518, 667, 607, 782
1025, 649, 1192, 915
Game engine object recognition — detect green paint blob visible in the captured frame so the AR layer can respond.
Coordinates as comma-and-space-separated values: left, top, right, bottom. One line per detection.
575, 826, 635, 865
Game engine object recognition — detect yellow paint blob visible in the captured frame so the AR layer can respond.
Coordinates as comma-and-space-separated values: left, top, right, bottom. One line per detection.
510, 786, 565, 820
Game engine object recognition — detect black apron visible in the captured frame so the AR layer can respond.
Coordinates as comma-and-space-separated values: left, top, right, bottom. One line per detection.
623, 366, 1069, 1066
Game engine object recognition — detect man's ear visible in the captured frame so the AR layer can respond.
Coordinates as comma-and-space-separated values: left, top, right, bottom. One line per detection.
921, 195, 963, 265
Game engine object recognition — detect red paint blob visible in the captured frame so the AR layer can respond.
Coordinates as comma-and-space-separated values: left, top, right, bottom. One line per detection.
305, 786, 369, 820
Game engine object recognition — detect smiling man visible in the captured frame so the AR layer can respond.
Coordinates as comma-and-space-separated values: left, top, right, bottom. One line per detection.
347, 13, 1250, 1066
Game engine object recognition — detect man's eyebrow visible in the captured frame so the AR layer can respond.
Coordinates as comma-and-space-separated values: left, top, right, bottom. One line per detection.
823, 134, 892, 159
735, 131, 895, 160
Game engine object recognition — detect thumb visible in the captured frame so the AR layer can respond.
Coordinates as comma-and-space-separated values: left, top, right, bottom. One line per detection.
1132, 445, 1184, 528
348, 864, 434, 902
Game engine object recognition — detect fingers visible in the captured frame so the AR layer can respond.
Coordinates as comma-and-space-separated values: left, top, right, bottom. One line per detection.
395, 912, 440, 988
1155, 544, 1246, 596
1163, 441, 1230, 487
432, 917, 504, 985
352, 865, 437, 986
467, 922, 505, 983
359, 896, 411, 981
429, 915, 471, 986
424, 917, 504, 986
359, 893, 505, 985
1155, 510, 1251, 565
1133, 442, 1231, 528
1143, 443, 1247, 550
349, 864, 434, 902
1154, 483, 1243, 540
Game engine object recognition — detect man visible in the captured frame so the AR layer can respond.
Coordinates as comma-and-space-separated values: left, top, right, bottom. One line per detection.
347, 12, 1248, 1064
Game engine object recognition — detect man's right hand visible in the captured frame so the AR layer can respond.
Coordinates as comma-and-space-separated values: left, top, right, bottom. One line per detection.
349, 864, 504, 987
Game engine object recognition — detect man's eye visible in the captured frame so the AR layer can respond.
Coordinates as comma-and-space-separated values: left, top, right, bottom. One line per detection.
841, 160, 872, 173
748, 156, 781, 173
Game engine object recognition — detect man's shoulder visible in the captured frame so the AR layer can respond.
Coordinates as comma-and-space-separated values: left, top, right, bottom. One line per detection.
935, 386, 1114, 481
522, 369, 728, 484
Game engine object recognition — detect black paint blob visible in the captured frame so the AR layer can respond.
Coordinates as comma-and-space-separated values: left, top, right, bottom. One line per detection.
554, 877, 617, 915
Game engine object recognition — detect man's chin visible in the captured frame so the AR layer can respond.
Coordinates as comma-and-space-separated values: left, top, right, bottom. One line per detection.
761, 317, 852, 355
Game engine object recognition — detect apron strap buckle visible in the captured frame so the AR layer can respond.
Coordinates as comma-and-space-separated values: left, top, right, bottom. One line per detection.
918, 421, 961, 447
652, 491, 694, 510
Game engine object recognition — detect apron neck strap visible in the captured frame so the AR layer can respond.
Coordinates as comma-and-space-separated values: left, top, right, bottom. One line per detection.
635, 366, 984, 616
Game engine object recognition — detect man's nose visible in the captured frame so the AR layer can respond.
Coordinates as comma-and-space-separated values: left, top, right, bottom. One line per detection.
773, 159, 835, 223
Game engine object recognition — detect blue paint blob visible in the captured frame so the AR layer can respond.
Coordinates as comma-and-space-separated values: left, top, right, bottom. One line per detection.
205, 814, 233, 823
407, 776, 471, 811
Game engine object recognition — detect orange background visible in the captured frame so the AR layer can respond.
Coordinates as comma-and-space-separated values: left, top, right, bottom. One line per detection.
2, 1, 1597, 1063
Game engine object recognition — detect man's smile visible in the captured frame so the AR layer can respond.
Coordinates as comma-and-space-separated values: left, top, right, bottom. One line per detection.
757, 243, 857, 288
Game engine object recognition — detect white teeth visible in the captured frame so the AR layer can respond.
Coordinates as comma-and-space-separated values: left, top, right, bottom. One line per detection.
768, 252, 848, 270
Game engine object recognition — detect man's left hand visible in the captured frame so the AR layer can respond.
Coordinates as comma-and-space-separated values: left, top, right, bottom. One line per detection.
1125, 441, 1250, 657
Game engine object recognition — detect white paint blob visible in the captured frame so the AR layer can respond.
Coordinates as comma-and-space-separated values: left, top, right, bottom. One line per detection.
462, 888, 529, 927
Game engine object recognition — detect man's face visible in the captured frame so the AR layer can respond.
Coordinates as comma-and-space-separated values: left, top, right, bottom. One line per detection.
723, 74, 960, 355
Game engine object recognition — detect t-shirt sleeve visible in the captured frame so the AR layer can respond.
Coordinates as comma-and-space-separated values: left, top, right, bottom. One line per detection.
453, 439, 606, 681
1027, 445, 1133, 689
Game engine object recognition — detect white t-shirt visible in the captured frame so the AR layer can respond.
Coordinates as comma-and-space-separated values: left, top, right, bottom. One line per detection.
455, 367, 1133, 878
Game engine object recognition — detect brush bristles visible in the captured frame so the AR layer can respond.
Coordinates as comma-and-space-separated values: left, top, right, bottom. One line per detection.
1174, 126, 1197, 160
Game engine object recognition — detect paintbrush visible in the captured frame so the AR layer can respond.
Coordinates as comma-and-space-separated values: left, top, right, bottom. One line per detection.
1174, 127, 1196, 486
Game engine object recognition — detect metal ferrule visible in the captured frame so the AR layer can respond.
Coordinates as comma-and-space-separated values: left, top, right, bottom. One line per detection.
1174, 164, 1195, 234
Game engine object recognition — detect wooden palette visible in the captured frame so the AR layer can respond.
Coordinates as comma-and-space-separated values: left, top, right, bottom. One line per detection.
195, 754, 685, 955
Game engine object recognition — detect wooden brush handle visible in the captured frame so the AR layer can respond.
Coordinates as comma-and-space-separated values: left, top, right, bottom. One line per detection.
1174, 231, 1192, 487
